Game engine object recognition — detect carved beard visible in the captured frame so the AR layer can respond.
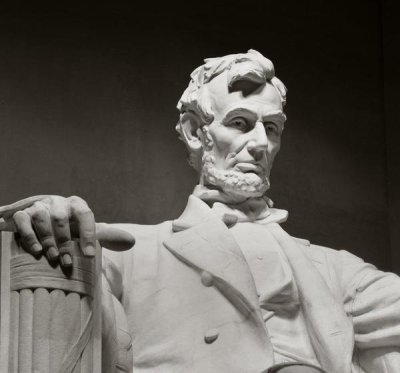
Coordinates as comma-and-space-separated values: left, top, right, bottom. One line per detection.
201, 149, 270, 198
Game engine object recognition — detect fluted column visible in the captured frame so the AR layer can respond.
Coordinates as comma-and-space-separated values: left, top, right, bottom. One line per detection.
0, 231, 101, 373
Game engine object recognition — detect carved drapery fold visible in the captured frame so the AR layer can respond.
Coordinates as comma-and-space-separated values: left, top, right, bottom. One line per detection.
0, 231, 101, 373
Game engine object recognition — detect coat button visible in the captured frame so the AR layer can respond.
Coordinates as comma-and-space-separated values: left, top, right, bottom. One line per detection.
201, 271, 213, 287
222, 213, 238, 228
204, 329, 219, 344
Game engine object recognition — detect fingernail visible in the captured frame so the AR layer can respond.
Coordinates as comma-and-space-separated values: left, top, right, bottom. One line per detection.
84, 243, 96, 256
47, 247, 59, 261
32, 243, 42, 254
61, 254, 73, 267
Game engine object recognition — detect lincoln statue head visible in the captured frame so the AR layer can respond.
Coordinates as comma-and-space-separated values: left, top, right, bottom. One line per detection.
176, 49, 287, 202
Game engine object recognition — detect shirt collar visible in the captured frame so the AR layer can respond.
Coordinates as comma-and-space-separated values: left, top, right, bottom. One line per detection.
172, 193, 289, 232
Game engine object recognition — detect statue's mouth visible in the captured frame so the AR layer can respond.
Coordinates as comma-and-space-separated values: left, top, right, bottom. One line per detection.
234, 162, 264, 175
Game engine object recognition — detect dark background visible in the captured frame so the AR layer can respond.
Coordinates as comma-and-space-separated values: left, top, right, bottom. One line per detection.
0, 1, 398, 272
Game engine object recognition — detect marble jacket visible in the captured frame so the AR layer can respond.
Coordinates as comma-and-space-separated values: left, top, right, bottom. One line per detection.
101, 196, 400, 373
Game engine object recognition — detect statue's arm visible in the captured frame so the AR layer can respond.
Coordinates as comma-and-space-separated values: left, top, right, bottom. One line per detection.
337, 250, 400, 371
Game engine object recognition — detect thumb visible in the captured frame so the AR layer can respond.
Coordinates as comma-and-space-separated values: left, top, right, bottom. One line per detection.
95, 223, 135, 251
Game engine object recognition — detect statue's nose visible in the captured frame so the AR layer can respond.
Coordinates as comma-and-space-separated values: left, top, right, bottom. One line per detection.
247, 122, 268, 160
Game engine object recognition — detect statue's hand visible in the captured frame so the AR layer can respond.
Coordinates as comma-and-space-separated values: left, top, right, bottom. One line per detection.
0, 195, 135, 267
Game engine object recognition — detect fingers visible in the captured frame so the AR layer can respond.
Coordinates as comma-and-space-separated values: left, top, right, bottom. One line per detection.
13, 211, 42, 255
96, 223, 135, 251
68, 196, 96, 256
27, 202, 59, 262
0, 195, 51, 219
50, 201, 73, 267
4, 195, 100, 267
0, 195, 51, 232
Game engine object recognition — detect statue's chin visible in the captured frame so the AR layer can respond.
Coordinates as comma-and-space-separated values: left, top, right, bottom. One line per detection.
202, 155, 270, 201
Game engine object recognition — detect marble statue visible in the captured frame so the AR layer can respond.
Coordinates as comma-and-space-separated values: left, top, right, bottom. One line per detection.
1, 50, 400, 373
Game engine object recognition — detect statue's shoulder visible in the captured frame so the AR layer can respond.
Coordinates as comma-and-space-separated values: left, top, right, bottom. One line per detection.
296, 239, 374, 286
286, 234, 366, 276
289, 237, 333, 265
290, 235, 364, 265
307, 242, 366, 266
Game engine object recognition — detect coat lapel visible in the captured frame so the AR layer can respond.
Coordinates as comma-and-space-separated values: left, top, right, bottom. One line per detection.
164, 198, 265, 330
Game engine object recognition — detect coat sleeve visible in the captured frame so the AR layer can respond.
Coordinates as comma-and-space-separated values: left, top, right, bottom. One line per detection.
102, 249, 134, 373
337, 250, 400, 372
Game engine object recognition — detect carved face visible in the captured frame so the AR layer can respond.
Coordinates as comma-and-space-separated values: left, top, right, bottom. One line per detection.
200, 72, 285, 199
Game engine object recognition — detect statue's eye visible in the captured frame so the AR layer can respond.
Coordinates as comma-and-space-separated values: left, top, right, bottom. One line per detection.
264, 122, 279, 135
229, 117, 248, 131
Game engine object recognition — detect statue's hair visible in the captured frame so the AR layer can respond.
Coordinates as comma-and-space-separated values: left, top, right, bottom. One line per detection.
176, 49, 287, 126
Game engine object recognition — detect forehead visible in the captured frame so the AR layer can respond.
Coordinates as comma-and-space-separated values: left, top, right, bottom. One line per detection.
205, 71, 283, 119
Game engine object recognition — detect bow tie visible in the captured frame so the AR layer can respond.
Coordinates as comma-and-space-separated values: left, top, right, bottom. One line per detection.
172, 186, 288, 232
192, 184, 286, 224
212, 198, 271, 223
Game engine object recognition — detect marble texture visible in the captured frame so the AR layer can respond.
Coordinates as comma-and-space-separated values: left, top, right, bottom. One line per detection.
1, 50, 399, 372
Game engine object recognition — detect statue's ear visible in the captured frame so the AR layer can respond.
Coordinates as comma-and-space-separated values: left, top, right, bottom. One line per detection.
178, 112, 203, 152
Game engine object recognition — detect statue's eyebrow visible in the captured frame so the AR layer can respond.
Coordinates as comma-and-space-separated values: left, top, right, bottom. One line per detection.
262, 110, 287, 125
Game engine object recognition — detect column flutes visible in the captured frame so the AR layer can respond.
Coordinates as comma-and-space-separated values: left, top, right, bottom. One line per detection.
0, 231, 101, 373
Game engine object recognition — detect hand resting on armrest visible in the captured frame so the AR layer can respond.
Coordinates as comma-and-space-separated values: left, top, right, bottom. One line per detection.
0, 195, 135, 267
